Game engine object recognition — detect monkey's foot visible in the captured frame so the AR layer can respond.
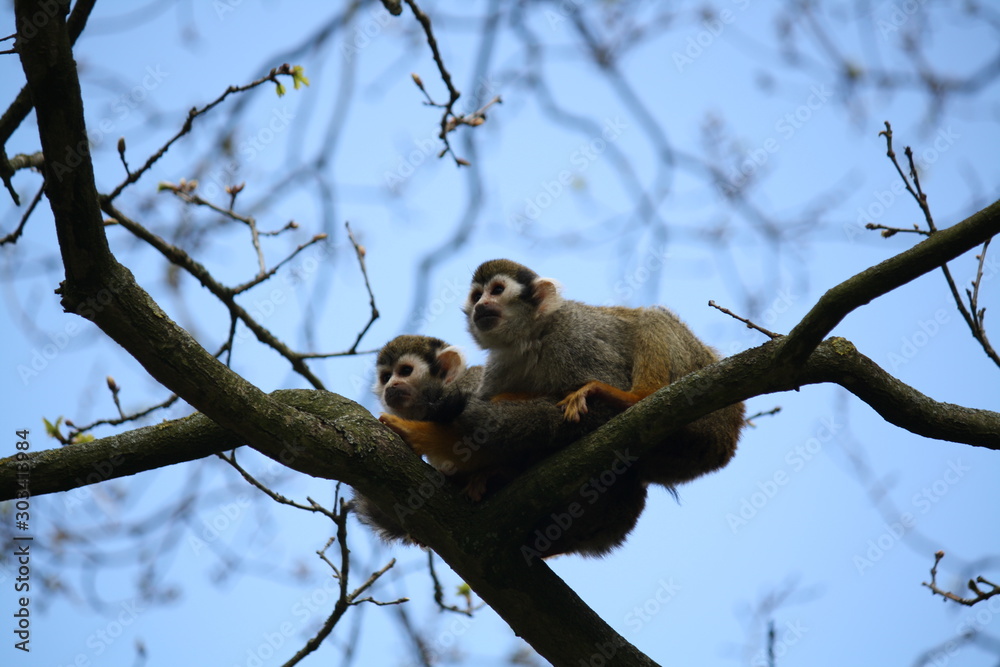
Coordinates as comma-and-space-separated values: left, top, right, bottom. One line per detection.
462, 472, 490, 502
556, 386, 591, 422
557, 381, 645, 422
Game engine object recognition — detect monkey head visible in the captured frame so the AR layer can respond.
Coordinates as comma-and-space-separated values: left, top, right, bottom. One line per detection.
373, 335, 467, 420
463, 259, 564, 350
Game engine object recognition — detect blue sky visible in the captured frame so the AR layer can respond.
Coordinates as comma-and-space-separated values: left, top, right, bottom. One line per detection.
2, 1, 999, 665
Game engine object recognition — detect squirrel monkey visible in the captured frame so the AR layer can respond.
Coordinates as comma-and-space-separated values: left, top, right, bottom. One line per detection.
373, 335, 582, 495
465, 259, 744, 489
359, 335, 647, 558
372, 335, 482, 473
354, 335, 480, 543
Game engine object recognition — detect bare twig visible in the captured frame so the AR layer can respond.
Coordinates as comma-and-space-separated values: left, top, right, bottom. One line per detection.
345, 222, 379, 354
106, 64, 304, 202
100, 201, 328, 389
280, 499, 406, 667
231, 234, 327, 295
709, 300, 781, 339
0, 183, 43, 245
403, 0, 495, 166
106, 375, 125, 419
161, 182, 264, 274
864, 222, 931, 238
923, 551, 1000, 606
67, 381, 190, 436
745, 406, 782, 423
967, 239, 990, 326
427, 551, 480, 616
218, 450, 339, 520
876, 122, 998, 367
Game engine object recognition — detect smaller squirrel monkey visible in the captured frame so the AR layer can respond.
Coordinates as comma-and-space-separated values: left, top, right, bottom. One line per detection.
374, 335, 561, 497
373, 335, 482, 474
357, 335, 646, 558
354, 335, 480, 543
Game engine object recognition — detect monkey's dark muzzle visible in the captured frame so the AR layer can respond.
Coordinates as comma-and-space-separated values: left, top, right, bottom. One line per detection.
473, 304, 502, 331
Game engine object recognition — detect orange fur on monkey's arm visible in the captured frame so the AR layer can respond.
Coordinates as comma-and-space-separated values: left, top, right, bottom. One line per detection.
378, 413, 473, 474
556, 382, 655, 422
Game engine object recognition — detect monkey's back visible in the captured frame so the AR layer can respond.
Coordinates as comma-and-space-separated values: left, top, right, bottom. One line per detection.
480, 299, 634, 398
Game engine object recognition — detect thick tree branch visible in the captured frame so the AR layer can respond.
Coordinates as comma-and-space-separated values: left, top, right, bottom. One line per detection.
777, 198, 1000, 367
0, 390, 372, 499
1, 0, 96, 205
478, 334, 1000, 539
801, 339, 1000, 448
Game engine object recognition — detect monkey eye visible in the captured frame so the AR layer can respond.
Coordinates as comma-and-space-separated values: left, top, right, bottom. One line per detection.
470, 288, 483, 303
490, 283, 505, 296
398, 364, 414, 377
379, 371, 391, 385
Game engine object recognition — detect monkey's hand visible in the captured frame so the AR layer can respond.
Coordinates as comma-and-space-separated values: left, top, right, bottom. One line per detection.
379, 414, 471, 474
557, 381, 646, 422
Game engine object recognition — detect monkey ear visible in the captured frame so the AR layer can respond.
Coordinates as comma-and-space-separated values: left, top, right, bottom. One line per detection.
436, 346, 467, 384
532, 277, 564, 316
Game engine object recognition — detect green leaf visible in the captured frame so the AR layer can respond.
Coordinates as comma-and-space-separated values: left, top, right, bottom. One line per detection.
291, 65, 310, 90
43, 416, 63, 438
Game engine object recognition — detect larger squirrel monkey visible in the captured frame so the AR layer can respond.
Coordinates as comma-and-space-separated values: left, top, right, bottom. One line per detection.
464, 259, 745, 489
